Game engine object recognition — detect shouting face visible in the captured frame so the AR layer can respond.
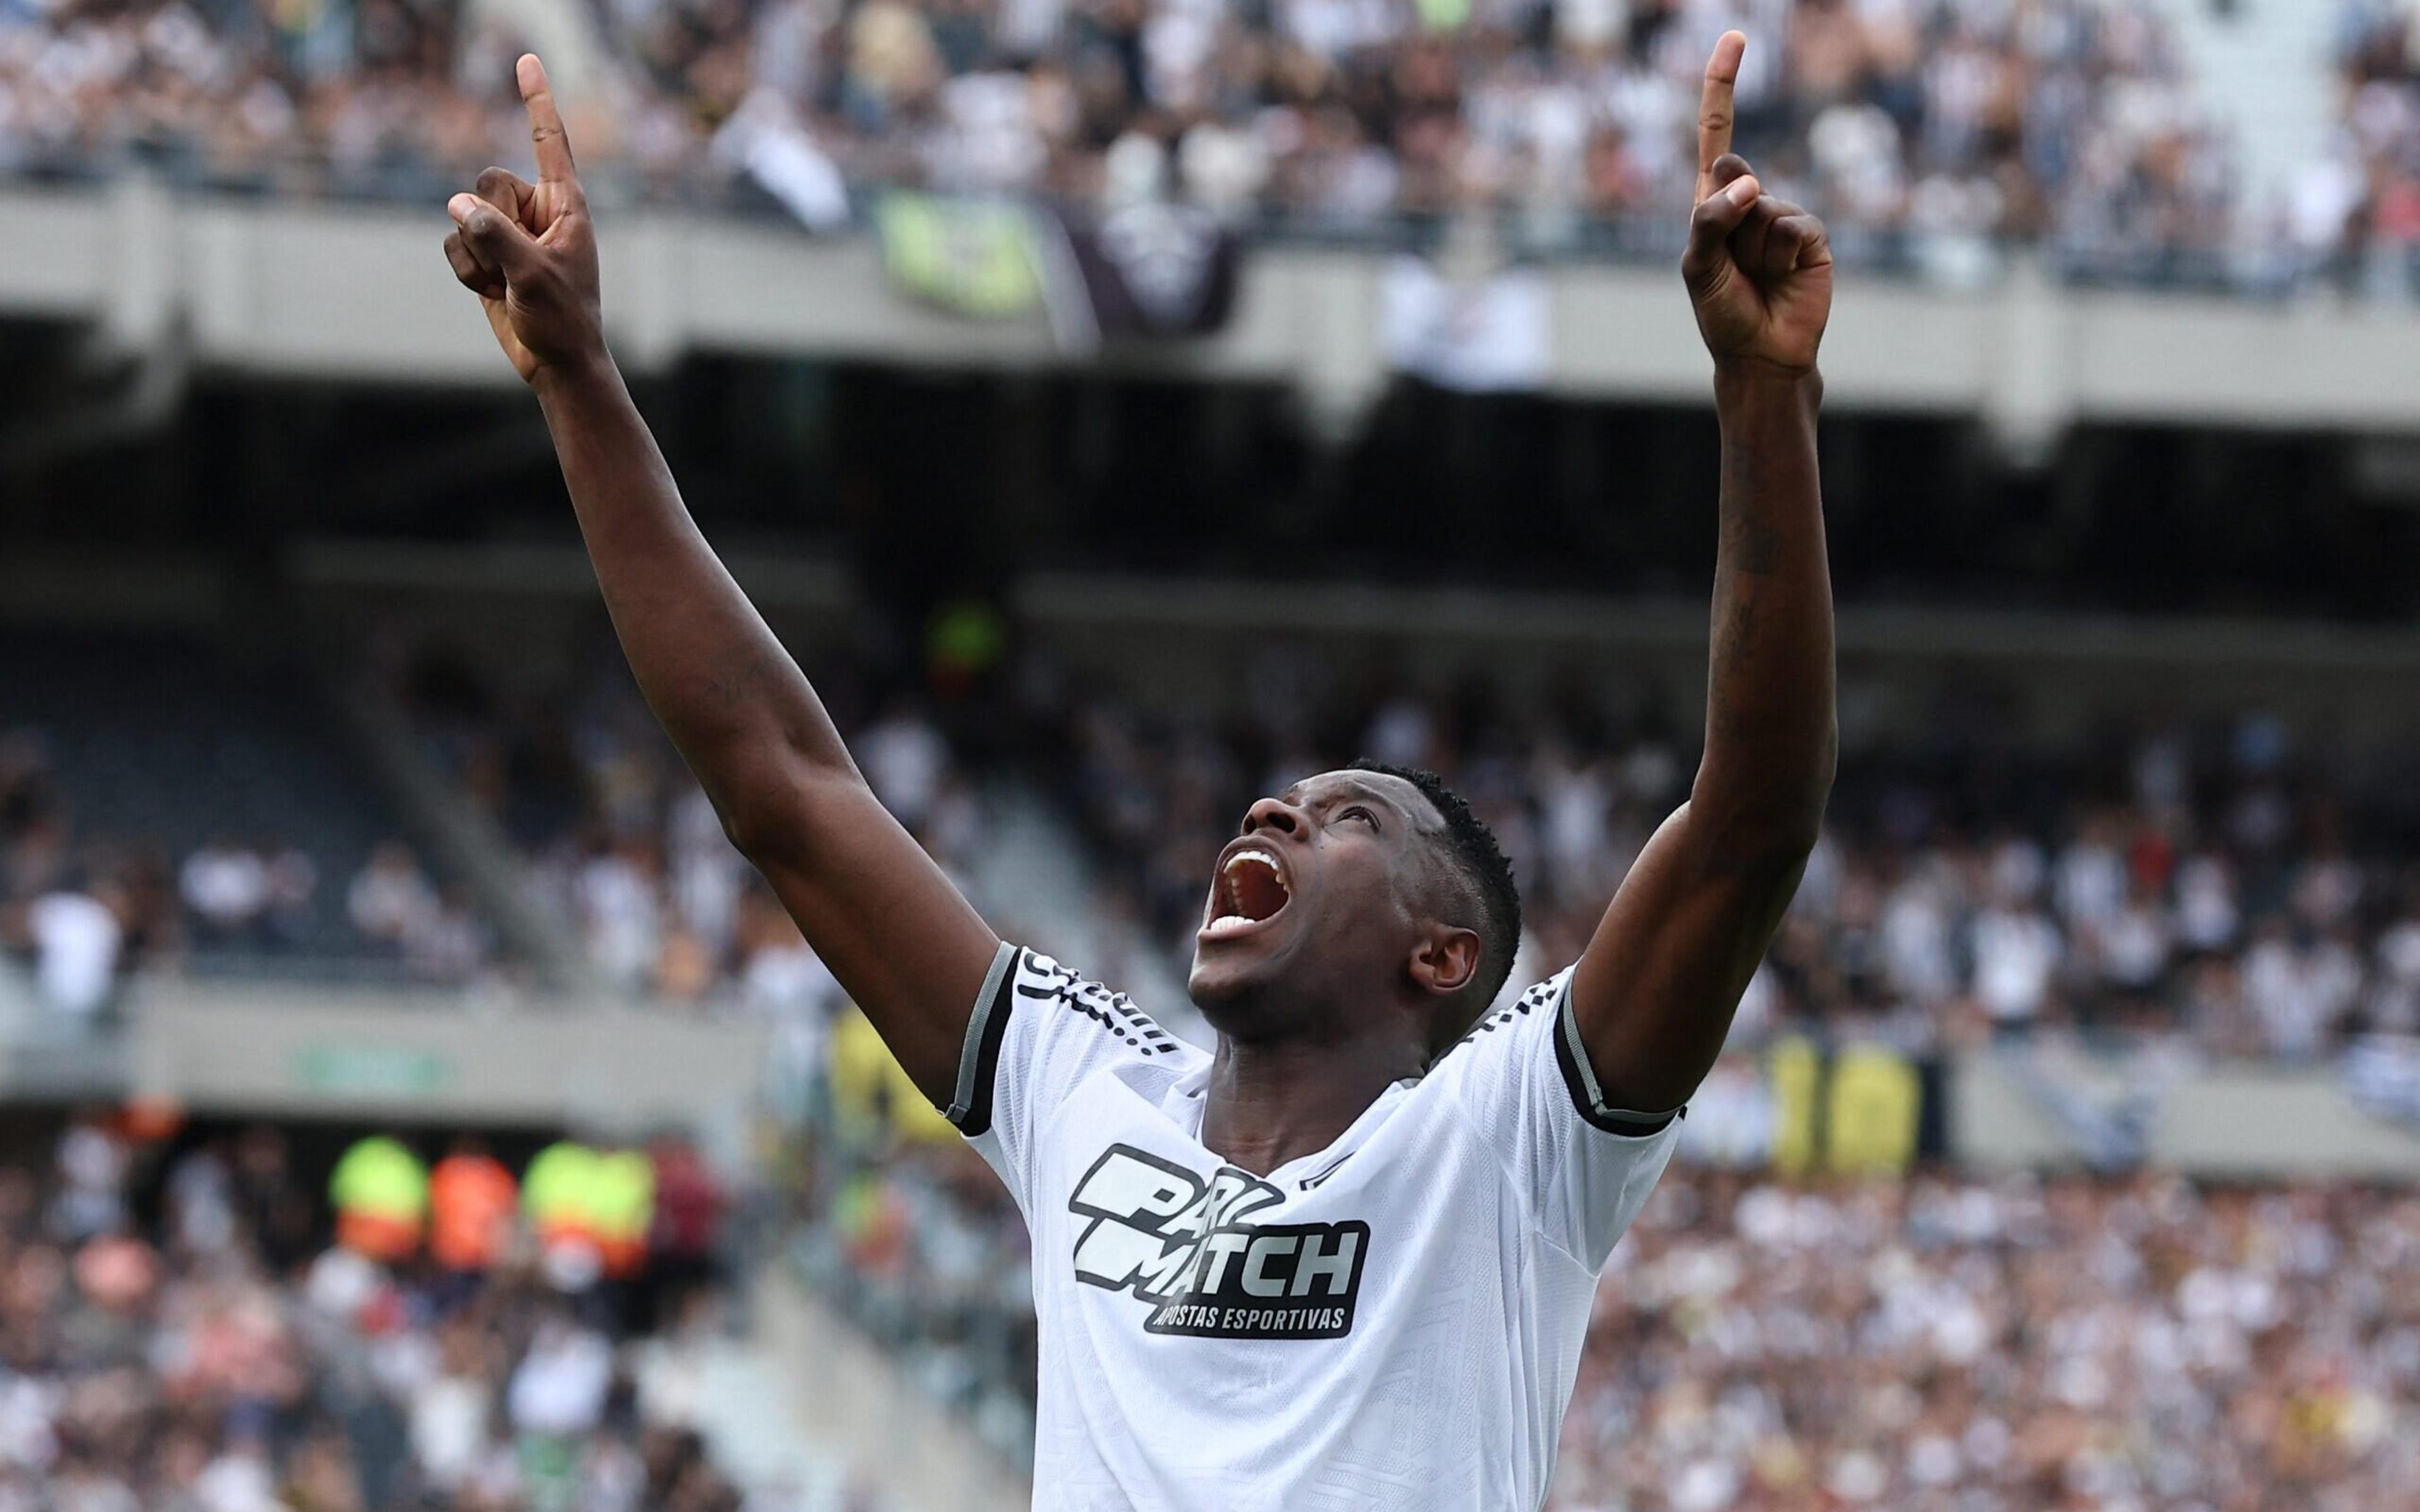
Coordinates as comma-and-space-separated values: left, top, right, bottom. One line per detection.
1187, 768, 1484, 1043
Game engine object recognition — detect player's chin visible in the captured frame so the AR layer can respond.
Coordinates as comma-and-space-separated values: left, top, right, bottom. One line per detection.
1186, 944, 1247, 994
1185, 934, 1280, 1007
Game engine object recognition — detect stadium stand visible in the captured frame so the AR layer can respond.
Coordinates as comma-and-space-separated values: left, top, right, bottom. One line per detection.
379, 601, 2420, 1065
9, 0, 2405, 296
13, 5, 2420, 1504
0, 1112, 754, 1511
2331, 0, 2420, 290
1026, 658, 2420, 1061
2, 525, 2397, 1506
0, 629, 487, 1002
585, 0, 2230, 265
0, 0, 529, 196
371, 625, 980, 1007
1564, 1167, 2420, 1507
0, 0, 2269, 274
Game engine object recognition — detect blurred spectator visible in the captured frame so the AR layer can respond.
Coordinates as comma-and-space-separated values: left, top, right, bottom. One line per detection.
328, 1135, 427, 1266
858, 696, 950, 832
645, 1133, 726, 1331
346, 844, 492, 985
23, 878, 123, 1022
180, 839, 270, 947
346, 842, 439, 948
506, 1310, 614, 1440
260, 839, 321, 949
401, 887, 493, 986
429, 1136, 519, 1276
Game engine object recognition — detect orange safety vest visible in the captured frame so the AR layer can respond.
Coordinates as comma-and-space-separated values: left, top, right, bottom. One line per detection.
428, 1154, 517, 1273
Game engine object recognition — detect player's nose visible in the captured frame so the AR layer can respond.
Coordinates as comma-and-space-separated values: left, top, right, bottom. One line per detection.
1241, 796, 1303, 838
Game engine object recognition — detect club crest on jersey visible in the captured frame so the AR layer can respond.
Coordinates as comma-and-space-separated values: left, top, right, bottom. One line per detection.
1068, 1144, 1369, 1340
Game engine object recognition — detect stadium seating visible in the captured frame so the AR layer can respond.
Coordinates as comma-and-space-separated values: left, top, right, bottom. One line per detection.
0, 0, 2302, 278
374, 607, 2420, 1060
0, 628, 470, 985
0, 1114, 751, 1510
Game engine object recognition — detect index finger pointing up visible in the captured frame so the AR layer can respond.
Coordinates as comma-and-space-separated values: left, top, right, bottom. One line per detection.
517, 54, 577, 186
1697, 30, 1745, 203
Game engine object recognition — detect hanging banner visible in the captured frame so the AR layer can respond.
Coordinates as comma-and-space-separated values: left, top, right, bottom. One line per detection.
1044, 201, 1241, 352
876, 193, 1045, 319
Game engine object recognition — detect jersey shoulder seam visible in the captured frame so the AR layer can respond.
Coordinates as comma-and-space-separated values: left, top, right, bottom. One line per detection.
1429, 986, 1598, 1272
1009, 951, 1206, 1161
1013, 951, 1191, 1062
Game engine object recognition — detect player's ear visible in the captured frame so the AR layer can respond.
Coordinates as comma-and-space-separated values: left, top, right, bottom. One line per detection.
1408, 925, 1482, 998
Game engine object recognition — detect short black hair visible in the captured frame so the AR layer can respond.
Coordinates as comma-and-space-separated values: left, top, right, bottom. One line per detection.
1347, 760, 1523, 1038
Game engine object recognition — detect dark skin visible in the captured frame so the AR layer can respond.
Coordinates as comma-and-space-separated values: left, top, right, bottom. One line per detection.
443, 33, 1831, 1178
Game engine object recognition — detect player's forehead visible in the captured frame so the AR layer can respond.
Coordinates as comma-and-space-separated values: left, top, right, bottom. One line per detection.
1279, 770, 1446, 830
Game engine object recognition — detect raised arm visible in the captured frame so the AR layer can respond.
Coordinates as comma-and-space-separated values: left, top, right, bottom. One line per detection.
441, 57, 998, 1103
1568, 33, 1837, 1114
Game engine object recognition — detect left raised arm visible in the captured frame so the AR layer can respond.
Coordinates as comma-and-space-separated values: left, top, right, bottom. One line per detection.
1569, 31, 1837, 1114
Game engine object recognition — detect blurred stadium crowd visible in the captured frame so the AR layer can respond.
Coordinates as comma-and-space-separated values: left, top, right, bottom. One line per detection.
337, 626, 2420, 1065
374, 633, 986, 1013
15, 620, 2401, 1058
8, 0, 2420, 280
0, 729, 493, 1014
1036, 656, 2420, 1062
797, 1124, 2420, 1506
1564, 1169, 2420, 1509
0, 1114, 751, 1512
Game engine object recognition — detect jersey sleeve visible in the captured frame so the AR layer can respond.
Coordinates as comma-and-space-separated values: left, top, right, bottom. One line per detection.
1427, 965, 1683, 1270
938, 942, 1195, 1213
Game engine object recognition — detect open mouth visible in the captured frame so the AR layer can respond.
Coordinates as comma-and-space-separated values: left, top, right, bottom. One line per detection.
1201, 847, 1291, 941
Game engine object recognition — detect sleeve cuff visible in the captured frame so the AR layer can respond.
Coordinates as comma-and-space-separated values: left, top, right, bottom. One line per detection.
943, 941, 1020, 1137
1552, 976, 1684, 1137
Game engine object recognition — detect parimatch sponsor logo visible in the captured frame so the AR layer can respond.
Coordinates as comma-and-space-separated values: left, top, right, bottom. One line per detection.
1068, 1145, 1369, 1339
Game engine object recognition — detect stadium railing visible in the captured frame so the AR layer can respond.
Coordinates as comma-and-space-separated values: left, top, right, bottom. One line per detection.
9, 181, 2420, 450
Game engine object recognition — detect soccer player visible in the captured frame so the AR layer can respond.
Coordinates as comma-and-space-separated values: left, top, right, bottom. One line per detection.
444, 30, 1831, 1509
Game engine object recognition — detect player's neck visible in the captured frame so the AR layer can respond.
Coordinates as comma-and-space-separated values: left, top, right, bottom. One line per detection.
1198, 1030, 1426, 1177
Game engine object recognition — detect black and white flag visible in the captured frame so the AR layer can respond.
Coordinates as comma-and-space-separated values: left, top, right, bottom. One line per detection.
1045, 202, 1241, 352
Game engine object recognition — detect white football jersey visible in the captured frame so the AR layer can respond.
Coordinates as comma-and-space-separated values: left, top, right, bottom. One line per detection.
943, 942, 1683, 1511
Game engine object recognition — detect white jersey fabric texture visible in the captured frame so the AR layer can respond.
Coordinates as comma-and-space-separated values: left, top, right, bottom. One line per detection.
944, 942, 1683, 1511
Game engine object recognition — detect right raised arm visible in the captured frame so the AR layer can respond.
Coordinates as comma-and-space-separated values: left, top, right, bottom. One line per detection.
442, 55, 998, 1104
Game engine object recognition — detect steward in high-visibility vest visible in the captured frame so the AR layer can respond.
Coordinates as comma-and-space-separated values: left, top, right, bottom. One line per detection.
522, 1140, 598, 1256
524, 1139, 604, 1291
429, 1137, 517, 1273
329, 1135, 427, 1264
590, 1148, 656, 1280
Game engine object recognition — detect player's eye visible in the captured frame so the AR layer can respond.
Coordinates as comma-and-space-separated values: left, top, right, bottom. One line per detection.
1340, 805, 1378, 829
